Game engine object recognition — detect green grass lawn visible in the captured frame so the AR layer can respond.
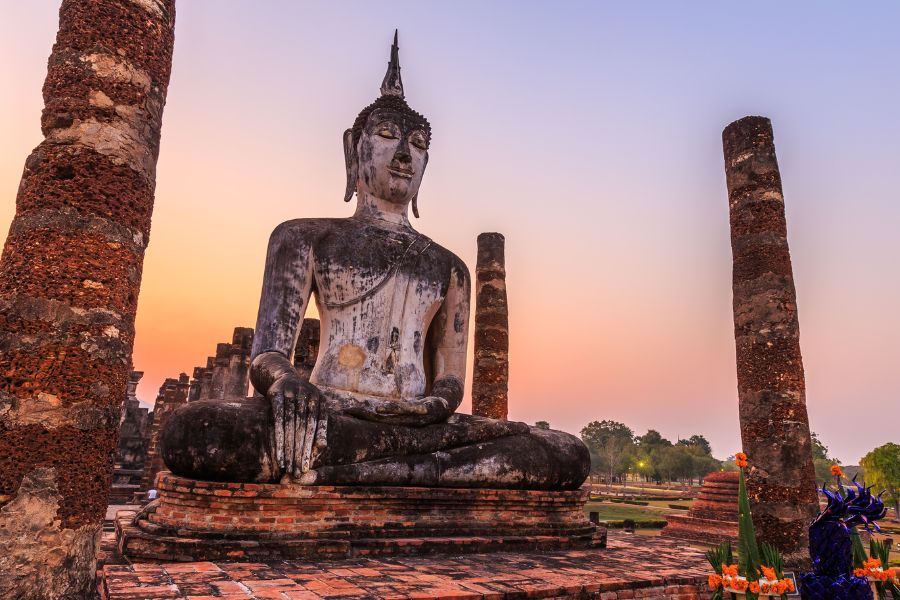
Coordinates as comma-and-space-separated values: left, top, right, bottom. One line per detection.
583, 501, 670, 523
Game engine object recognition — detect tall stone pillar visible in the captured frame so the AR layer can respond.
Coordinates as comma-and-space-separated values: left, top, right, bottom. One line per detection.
723, 116, 818, 565
0, 1, 176, 597
472, 232, 509, 420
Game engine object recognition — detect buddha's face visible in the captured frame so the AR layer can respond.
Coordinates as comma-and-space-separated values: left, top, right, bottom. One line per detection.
356, 109, 428, 206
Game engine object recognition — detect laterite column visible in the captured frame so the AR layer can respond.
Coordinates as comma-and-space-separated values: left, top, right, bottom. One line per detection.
472, 232, 509, 420
723, 116, 818, 566
0, 1, 176, 597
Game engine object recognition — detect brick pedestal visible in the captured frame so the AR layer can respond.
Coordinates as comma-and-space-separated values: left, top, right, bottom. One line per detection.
661, 472, 739, 546
117, 473, 605, 561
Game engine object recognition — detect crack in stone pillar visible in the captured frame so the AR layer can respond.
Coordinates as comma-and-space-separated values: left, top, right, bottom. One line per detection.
472, 232, 509, 420
0, 1, 176, 597
722, 116, 818, 567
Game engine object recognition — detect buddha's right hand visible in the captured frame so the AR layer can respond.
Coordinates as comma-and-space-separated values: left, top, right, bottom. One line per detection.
267, 373, 323, 479
251, 351, 324, 479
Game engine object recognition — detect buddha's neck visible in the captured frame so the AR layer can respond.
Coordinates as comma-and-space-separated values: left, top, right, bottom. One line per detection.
352, 192, 414, 232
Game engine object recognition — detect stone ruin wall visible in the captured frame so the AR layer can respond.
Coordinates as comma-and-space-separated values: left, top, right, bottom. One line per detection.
109, 371, 152, 503
139, 374, 189, 493
189, 326, 254, 401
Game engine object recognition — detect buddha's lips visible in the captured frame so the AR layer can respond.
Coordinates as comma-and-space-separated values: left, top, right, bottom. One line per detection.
388, 167, 413, 179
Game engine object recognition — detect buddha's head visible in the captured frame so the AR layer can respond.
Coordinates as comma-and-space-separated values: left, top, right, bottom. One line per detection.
343, 31, 431, 217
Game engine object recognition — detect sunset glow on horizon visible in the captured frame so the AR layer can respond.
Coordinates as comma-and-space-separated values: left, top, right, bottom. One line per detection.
2, 1, 898, 464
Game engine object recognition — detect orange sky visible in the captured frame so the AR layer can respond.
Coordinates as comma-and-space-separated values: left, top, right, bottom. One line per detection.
2, 2, 899, 464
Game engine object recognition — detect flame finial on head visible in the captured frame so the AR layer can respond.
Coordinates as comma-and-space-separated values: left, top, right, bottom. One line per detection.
380, 30, 404, 98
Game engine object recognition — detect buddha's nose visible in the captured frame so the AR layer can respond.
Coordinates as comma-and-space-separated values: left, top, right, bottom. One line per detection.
393, 138, 411, 163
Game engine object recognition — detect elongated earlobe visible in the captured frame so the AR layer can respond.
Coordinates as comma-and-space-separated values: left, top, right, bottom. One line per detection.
411, 153, 428, 218
342, 128, 357, 202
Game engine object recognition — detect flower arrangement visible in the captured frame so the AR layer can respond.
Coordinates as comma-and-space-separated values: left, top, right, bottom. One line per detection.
860, 538, 899, 599
801, 473, 895, 600
705, 452, 795, 599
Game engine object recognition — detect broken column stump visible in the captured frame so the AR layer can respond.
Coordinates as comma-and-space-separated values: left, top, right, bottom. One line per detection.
0, 1, 176, 596
472, 232, 509, 420
723, 116, 818, 566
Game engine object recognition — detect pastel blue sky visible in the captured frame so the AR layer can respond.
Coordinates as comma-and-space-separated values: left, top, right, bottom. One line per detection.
1, 1, 898, 463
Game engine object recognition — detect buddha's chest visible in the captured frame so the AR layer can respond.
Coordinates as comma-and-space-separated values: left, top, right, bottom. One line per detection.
311, 232, 449, 311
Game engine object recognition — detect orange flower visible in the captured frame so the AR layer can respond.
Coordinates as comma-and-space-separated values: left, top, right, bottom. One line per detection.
854, 568, 868, 577
830, 464, 843, 477
736, 452, 747, 461
749, 581, 760, 594
786, 578, 796, 593
708, 574, 723, 589
875, 571, 889, 582
760, 582, 770, 594
722, 564, 739, 577
733, 578, 749, 591
761, 566, 777, 581
865, 557, 882, 570
886, 568, 897, 580
771, 581, 786, 594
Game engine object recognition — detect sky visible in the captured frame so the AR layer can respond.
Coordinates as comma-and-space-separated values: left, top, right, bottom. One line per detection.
1, 1, 898, 465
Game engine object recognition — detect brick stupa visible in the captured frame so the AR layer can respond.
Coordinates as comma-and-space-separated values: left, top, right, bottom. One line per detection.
661, 471, 739, 546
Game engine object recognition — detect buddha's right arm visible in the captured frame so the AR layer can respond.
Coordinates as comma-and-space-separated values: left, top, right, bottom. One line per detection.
249, 221, 315, 396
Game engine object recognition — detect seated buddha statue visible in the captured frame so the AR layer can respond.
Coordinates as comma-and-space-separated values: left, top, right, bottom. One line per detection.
161, 33, 589, 491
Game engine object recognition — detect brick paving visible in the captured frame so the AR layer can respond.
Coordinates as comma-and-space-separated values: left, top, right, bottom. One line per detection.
99, 532, 713, 599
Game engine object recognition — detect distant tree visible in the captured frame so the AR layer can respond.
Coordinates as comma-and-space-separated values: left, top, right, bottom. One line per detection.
677, 434, 712, 456
810, 431, 842, 483
860, 443, 900, 517
580, 420, 635, 485
534, 421, 550, 430
811, 431, 829, 460
636, 430, 673, 483
638, 429, 672, 448
656, 445, 693, 482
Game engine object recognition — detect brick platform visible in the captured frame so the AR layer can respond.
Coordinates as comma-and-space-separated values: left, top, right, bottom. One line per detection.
118, 474, 604, 561
660, 472, 738, 546
100, 531, 713, 599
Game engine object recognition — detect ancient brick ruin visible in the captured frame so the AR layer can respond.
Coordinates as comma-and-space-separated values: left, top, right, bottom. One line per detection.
472, 232, 510, 420
723, 116, 819, 565
294, 318, 321, 380
188, 326, 254, 401
139, 374, 189, 495
119, 473, 603, 562
109, 371, 152, 504
0, 1, 176, 597
661, 471, 739, 546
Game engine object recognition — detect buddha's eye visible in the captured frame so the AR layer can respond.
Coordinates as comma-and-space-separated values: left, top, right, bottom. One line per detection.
410, 132, 427, 150
376, 127, 398, 139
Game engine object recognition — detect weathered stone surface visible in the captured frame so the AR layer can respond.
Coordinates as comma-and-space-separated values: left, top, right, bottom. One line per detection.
162, 33, 589, 492
472, 232, 509, 420
0, 467, 98, 600
723, 116, 818, 566
0, 1, 175, 597
661, 471, 739, 546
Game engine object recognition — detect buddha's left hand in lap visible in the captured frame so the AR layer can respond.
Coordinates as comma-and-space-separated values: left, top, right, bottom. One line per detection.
341, 376, 463, 426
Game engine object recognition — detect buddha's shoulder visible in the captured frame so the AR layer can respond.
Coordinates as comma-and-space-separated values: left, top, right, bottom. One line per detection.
268, 218, 353, 241
424, 240, 470, 282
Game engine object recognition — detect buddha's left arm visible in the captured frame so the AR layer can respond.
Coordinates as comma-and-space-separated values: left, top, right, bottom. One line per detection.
426, 258, 471, 415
